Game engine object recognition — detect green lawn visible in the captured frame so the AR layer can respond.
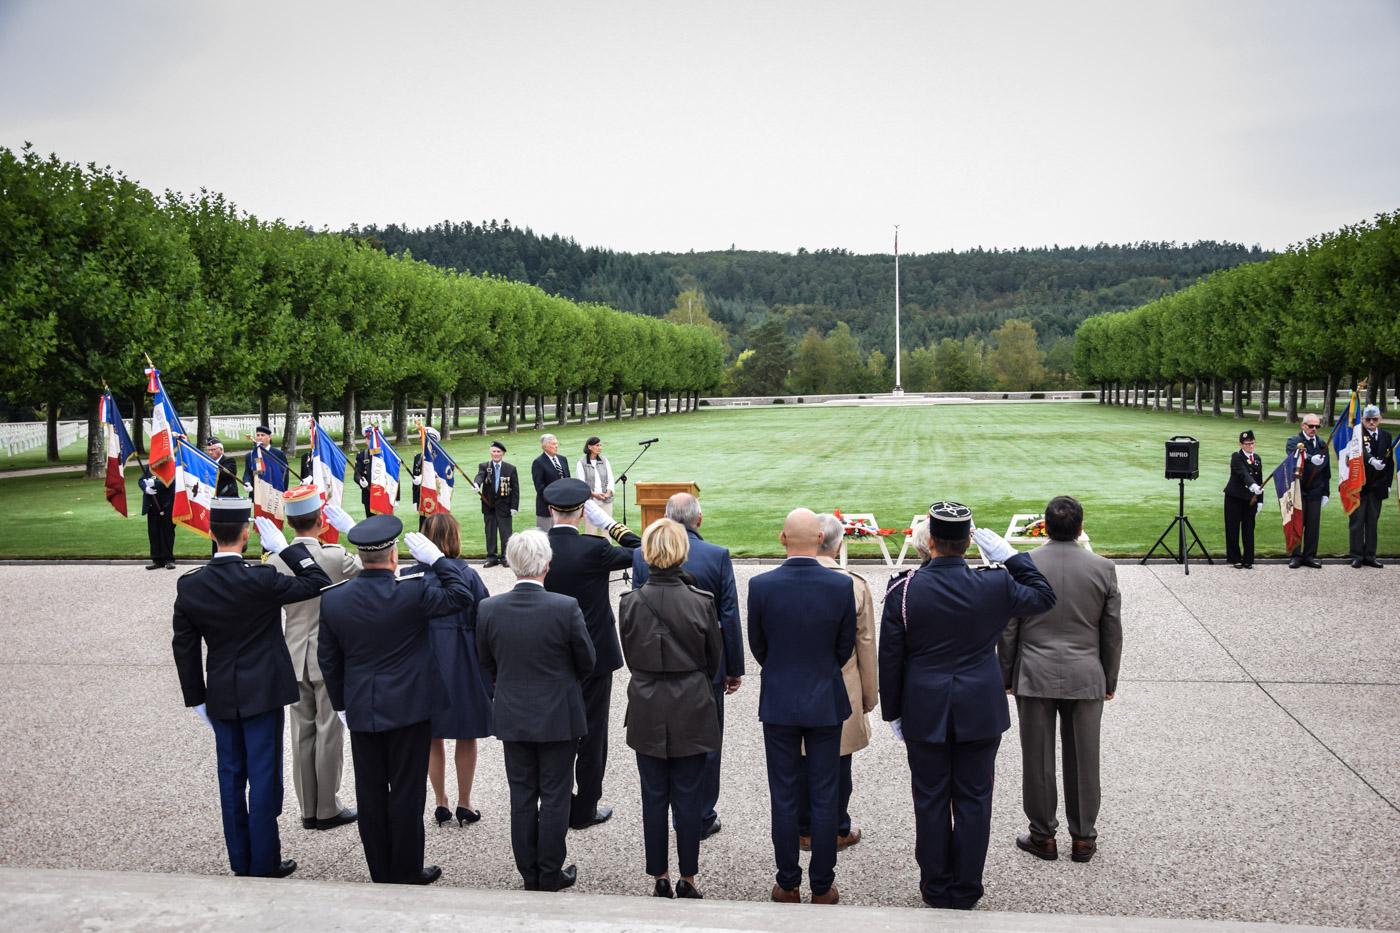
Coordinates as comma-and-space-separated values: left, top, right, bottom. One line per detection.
1, 402, 1395, 559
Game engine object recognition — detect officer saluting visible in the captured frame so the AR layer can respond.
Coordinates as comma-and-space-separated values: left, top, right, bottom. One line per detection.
171, 497, 333, 879
879, 502, 1055, 910
317, 514, 480, 886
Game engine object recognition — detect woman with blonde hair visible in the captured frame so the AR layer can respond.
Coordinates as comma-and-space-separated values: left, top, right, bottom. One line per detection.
618, 518, 723, 899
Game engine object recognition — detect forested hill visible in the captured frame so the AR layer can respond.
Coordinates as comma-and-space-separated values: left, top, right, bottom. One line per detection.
347, 220, 1268, 351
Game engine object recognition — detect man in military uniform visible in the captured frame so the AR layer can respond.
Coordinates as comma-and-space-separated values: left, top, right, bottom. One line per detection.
880, 502, 1056, 910
243, 425, 289, 489
541, 478, 641, 829
1350, 405, 1393, 569
171, 498, 332, 878
269, 485, 362, 833
140, 470, 176, 569
475, 440, 519, 568
353, 427, 376, 518
1222, 429, 1265, 569
317, 514, 479, 885
1286, 415, 1330, 569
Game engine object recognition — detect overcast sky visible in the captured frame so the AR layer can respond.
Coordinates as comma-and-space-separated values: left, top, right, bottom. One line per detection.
2, 0, 1398, 256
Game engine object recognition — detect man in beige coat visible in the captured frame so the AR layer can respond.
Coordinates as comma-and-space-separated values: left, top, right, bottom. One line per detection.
795, 513, 878, 851
270, 486, 362, 830
999, 495, 1121, 864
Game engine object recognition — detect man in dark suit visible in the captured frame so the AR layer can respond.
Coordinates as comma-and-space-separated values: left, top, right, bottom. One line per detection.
531, 433, 570, 531
242, 425, 289, 489
474, 440, 520, 567
999, 496, 1121, 864
1286, 414, 1330, 568
541, 478, 641, 829
747, 508, 856, 906
1350, 404, 1393, 569
206, 437, 241, 498
317, 514, 478, 885
478, 529, 596, 891
881, 502, 1056, 910
140, 470, 176, 569
1222, 429, 1265, 568
352, 428, 375, 518
170, 497, 332, 878
631, 492, 743, 838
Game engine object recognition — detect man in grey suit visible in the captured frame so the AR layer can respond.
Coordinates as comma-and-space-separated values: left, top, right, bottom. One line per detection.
477, 529, 596, 892
999, 495, 1122, 864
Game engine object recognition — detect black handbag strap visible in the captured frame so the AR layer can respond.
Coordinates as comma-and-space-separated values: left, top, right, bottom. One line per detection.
632, 587, 706, 674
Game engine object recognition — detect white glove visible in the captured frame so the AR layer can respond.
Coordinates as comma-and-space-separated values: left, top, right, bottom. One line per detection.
322, 504, 356, 534
142, 477, 156, 495
357, 477, 369, 489
193, 703, 212, 728
1310, 454, 1325, 466
405, 531, 443, 565
1369, 458, 1385, 471
1256, 502, 1264, 515
1321, 496, 1329, 508
583, 498, 616, 530
337, 710, 348, 728
412, 473, 422, 486
890, 718, 904, 743
255, 516, 287, 554
1248, 484, 1263, 496
971, 526, 1016, 564
510, 508, 518, 516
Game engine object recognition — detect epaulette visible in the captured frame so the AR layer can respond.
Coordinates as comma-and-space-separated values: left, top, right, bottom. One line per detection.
686, 584, 716, 601
397, 571, 427, 582
975, 564, 1005, 572
607, 523, 636, 545
884, 570, 913, 595
844, 567, 868, 584
321, 543, 345, 553
180, 565, 204, 578
320, 578, 351, 593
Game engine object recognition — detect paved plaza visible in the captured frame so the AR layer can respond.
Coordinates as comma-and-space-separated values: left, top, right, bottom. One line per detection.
0, 559, 1397, 930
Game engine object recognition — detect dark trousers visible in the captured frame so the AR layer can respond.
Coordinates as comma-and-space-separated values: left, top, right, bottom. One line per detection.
503, 739, 575, 891
146, 507, 175, 564
763, 723, 842, 895
1348, 489, 1385, 560
349, 719, 431, 883
906, 735, 1000, 910
1292, 497, 1322, 561
483, 509, 513, 558
570, 671, 612, 825
637, 751, 706, 878
361, 489, 373, 519
797, 752, 853, 836
1223, 495, 1256, 565
209, 707, 284, 877
1017, 696, 1103, 841
700, 683, 724, 827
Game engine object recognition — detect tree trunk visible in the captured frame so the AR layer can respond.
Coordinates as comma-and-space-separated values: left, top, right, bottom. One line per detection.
85, 391, 103, 478
259, 393, 270, 428
1277, 378, 1285, 413
1287, 379, 1300, 423
197, 392, 211, 446
452, 392, 461, 430
1211, 376, 1222, 416
507, 390, 519, 434
312, 395, 322, 425
614, 392, 623, 421
353, 391, 363, 443
596, 391, 604, 421
1194, 378, 1203, 415
1166, 382, 1175, 413
557, 391, 567, 427
581, 386, 590, 425
665, 392, 672, 415
130, 392, 147, 455
1233, 379, 1244, 418
476, 391, 488, 436
281, 375, 305, 456
1366, 366, 1379, 406
340, 388, 355, 451
532, 394, 543, 430
439, 393, 450, 440
45, 393, 59, 461
1259, 375, 1271, 421
630, 393, 639, 419
393, 390, 408, 444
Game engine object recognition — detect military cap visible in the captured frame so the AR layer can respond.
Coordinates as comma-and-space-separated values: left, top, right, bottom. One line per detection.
205, 435, 223, 446
1363, 404, 1381, 418
255, 425, 272, 435
210, 497, 252, 524
491, 440, 507, 452
348, 514, 402, 551
543, 477, 591, 513
283, 484, 324, 517
424, 425, 440, 440
927, 501, 972, 538
1239, 430, 1255, 443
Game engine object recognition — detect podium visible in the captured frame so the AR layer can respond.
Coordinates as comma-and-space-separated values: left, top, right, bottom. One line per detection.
635, 482, 700, 533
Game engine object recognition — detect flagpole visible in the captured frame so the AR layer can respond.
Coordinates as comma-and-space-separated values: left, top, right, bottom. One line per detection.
892, 225, 904, 397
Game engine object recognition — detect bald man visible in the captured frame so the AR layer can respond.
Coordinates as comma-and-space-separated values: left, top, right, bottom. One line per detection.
748, 509, 857, 905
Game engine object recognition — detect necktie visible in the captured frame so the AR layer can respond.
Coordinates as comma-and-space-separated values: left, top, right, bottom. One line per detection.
551, 456, 562, 477
495, 467, 501, 494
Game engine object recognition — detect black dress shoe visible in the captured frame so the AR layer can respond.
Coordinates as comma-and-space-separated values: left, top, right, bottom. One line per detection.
653, 877, 673, 898
271, 859, 297, 878
1353, 559, 1365, 568
316, 807, 357, 830
570, 806, 612, 829
1304, 558, 1323, 569
700, 815, 722, 840
1289, 559, 1302, 569
456, 806, 481, 826
552, 864, 577, 891
675, 879, 703, 899
1364, 558, 1385, 569
145, 562, 163, 570
483, 557, 501, 568
1242, 563, 1253, 569
434, 806, 453, 827
166, 562, 178, 569
301, 817, 317, 830
410, 865, 442, 885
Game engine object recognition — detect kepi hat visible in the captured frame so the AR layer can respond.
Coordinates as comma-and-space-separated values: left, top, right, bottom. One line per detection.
543, 477, 591, 513
283, 484, 324, 518
210, 497, 252, 524
927, 501, 972, 538
348, 514, 402, 552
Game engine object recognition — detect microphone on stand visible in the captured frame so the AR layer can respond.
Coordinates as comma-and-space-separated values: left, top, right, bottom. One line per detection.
639, 438, 659, 445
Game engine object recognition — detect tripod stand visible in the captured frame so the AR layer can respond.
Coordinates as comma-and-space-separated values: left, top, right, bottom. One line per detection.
1142, 477, 1213, 574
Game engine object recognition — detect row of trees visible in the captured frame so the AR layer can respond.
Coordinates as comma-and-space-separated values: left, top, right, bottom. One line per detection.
1073, 212, 1399, 424
0, 145, 725, 477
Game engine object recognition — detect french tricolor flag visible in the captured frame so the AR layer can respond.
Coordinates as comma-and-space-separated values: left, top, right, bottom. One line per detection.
309, 420, 348, 544
366, 426, 401, 516
145, 367, 186, 486
172, 438, 222, 539
100, 390, 136, 517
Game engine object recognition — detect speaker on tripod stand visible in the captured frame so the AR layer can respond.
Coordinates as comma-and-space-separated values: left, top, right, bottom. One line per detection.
1142, 436, 1214, 574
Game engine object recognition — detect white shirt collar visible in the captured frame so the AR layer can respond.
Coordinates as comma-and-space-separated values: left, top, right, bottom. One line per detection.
211, 552, 242, 560
515, 579, 544, 588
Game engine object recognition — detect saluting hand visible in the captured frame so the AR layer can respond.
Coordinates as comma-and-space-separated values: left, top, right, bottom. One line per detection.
255, 517, 287, 554
323, 504, 356, 534
405, 531, 444, 565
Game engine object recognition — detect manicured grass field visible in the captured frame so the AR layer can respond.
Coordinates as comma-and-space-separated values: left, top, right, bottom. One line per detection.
1, 402, 1395, 559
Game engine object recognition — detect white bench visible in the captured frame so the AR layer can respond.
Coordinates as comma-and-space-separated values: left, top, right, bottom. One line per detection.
837, 512, 893, 567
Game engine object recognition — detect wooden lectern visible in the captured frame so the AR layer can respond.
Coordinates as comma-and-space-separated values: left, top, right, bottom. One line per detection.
635, 482, 701, 533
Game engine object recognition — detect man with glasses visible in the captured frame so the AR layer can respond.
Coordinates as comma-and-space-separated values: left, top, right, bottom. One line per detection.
1349, 405, 1392, 569
1285, 416, 1330, 569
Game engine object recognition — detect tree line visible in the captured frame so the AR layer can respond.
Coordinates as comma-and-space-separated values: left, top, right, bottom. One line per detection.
1073, 211, 1400, 423
0, 145, 725, 477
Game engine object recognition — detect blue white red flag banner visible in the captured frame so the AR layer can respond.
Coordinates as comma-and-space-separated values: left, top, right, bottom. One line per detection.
366, 426, 401, 516
145, 367, 185, 486
172, 438, 221, 539
1329, 390, 1364, 516
419, 428, 457, 516
310, 420, 348, 544
100, 390, 137, 517
253, 445, 287, 528
1271, 449, 1305, 554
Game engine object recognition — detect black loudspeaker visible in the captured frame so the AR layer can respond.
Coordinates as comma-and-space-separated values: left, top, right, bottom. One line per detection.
1165, 436, 1199, 480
